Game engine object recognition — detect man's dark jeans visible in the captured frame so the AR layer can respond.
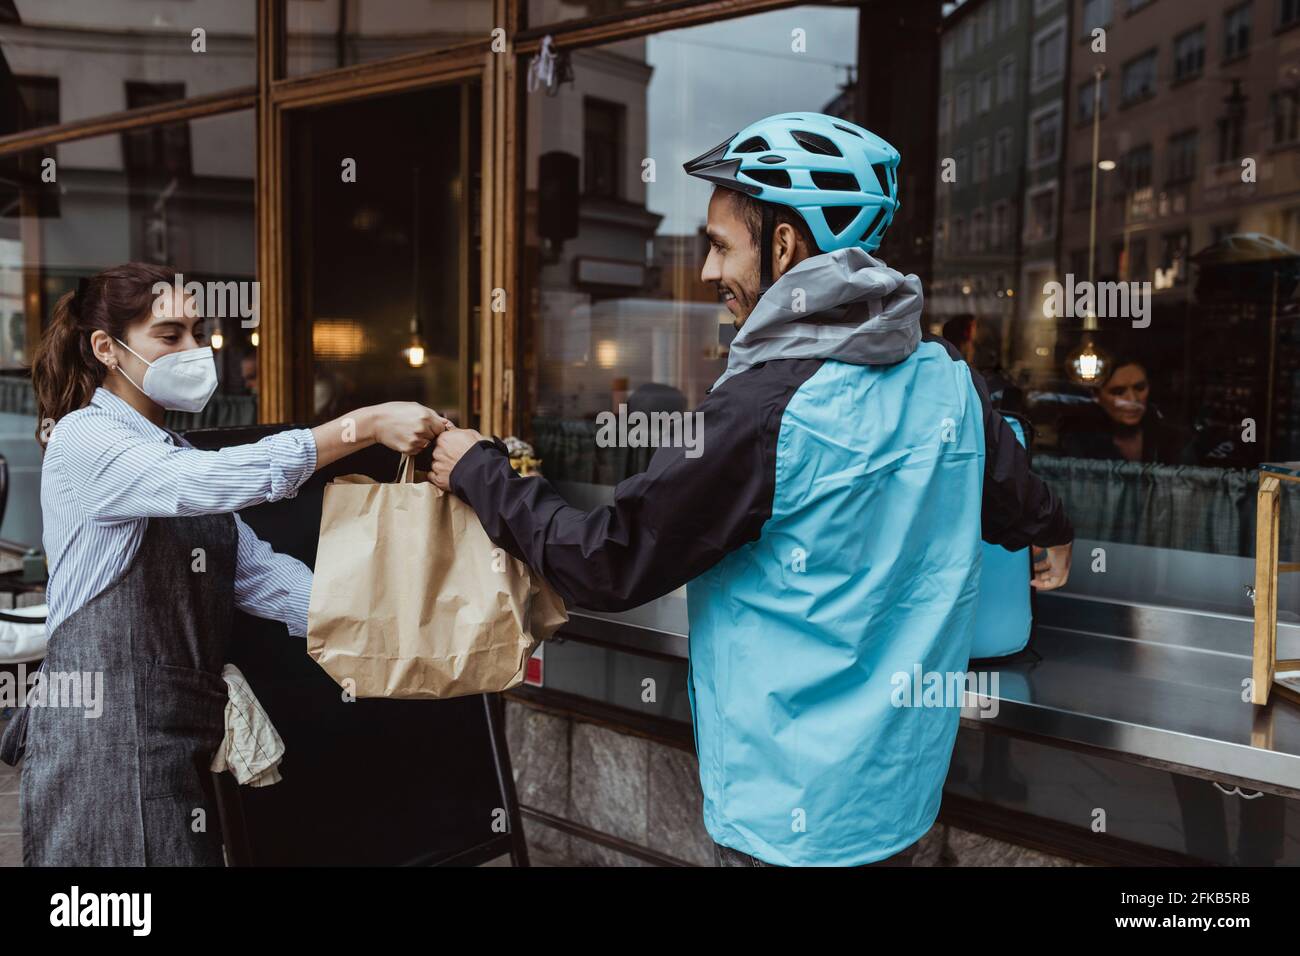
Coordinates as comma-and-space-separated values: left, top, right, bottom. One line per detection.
713, 839, 919, 867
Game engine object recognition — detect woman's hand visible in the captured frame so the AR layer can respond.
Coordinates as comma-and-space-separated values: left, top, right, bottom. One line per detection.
369, 401, 449, 455
310, 402, 449, 470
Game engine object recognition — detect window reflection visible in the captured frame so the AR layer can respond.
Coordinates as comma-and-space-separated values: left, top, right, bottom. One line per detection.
525, 5, 860, 489
0, 112, 256, 401
285, 0, 493, 78
0, 1, 256, 136
523, 0, 1300, 601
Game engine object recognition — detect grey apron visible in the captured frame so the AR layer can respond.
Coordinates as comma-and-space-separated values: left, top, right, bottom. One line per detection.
0, 512, 237, 866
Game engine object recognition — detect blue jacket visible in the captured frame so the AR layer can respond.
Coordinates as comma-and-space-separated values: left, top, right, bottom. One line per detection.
450, 250, 1072, 865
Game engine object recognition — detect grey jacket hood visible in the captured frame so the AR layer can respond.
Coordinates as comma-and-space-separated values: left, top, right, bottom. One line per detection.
711, 246, 923, 391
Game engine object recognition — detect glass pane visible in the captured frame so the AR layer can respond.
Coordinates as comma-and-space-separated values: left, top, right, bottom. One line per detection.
0, 110, 257, 547
289, 84, 478, 424
285, 0, 492, 77
521, 0, 1300, 621
526, 0, 673, 30
933, 0, 1300, 616
0, 1, 256, 136
524, 4, 861, 492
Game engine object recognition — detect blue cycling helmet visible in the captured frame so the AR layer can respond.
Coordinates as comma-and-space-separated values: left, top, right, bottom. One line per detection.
683, 112, 901, 292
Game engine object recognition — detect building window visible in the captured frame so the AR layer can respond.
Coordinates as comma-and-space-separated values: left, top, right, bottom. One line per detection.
994, 127, 1014, 174
1071, 163, 1093, 211
1082, 0, 1112, 34
956, 83, 972, 126
1120, 49, 1158, 105
1158, 230, 1190, 287
959, 19, 975, 58
980, 6, 997, 44
1117, 143, 1153, 197
999, 0, 1018, 32
1173, 26, 1205, 82
942, 36, 955, 70
974, 139, 991, 182
1223, 3, 1252, 61
1129, 236, 1149, 280
977, 72, 993, 114
972, 208, 987, 252
938, 93, 952, 136
1281, 0, 1300, 31
1217, 112, 1244, 162
955, 147, 969, 185
123, 82, 191, 178
992, 201, 1011, 248
1029, 105, 1062, 167
1025, 184, 1057, 243
1166, 129, 1198, 183
1271, 89, 1300, 145
953, 216, 967, 254
1077, 76, 1109, 124
998, 55, 1017, 104
1031, 22, 1066, 93
583, 97, 624, 200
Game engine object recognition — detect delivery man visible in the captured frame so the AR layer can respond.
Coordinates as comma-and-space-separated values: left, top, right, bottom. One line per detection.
430, 112, 1074, 866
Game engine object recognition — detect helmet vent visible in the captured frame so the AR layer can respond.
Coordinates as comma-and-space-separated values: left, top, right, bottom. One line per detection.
757, 154, 785, 164
734, 136, 770, 153
823, 205, 860, 235
833, 123, 864, 138
791, 130, 841, 156
860, 206, 888, 243
871, 163, 893, 194
812, 171, 860, 191
744, 168, 792, 188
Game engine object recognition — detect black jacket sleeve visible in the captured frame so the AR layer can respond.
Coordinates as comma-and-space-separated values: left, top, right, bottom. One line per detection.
448, 381, 781, 612
925, 335, 1074, 550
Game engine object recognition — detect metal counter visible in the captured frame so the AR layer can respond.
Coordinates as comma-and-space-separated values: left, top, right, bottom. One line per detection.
557, 589, 1300, 799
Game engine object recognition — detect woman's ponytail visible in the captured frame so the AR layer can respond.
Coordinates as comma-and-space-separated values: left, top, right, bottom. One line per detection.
32, 290, 101, 443
29, 263, 178, 446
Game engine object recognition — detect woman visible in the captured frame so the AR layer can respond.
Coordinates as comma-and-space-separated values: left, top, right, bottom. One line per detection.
1059, 357, 1195, 465
0, 262, 445, 866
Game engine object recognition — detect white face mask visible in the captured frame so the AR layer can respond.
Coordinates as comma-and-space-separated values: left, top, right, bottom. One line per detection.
113, 338, 219, 413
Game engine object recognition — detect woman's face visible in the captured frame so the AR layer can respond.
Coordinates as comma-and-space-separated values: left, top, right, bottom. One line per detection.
1097, 363, 1149, 427
110, 287, 207, 374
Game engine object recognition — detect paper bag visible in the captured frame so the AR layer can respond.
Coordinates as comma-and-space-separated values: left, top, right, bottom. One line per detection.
307, 455, 568, 699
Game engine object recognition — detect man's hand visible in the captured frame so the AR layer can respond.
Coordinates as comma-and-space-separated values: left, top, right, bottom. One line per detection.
1030, 541, 1072, 591
430, 427, 486, 491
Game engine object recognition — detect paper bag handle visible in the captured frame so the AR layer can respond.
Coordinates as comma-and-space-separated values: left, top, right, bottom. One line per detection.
395, 454, 415, 484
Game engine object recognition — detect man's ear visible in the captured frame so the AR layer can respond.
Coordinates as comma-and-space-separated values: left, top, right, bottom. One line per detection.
772, 222, 807, 278
89, 330, 119, 372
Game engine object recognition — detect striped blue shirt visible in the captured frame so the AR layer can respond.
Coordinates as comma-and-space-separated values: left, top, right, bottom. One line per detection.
42, 387, 317, 637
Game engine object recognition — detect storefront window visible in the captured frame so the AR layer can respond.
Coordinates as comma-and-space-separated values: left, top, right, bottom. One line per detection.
284, 0, 493, 77
519, 0, 1300, 620
289, 84, 478, 424
0, 110, 257, 546
0, 1, 256, 136
523, 4, 861, 490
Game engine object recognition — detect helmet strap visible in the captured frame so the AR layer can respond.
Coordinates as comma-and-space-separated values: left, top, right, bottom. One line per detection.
758, 201, 775, 298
